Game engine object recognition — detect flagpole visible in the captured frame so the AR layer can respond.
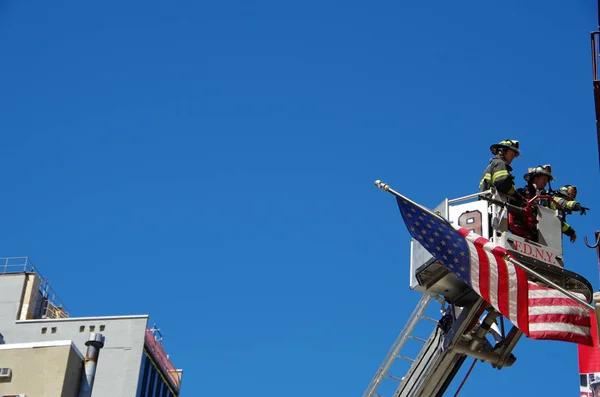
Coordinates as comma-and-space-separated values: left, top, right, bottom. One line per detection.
374, 180, 451, 224
504, 256, 594, 310
374, 180, 595, 311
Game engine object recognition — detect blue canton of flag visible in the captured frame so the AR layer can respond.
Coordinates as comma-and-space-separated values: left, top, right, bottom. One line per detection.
395, 196, 472, 286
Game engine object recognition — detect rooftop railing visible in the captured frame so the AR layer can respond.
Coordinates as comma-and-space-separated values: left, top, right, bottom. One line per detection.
0, 256, 69, 319
145, 326, 182, 392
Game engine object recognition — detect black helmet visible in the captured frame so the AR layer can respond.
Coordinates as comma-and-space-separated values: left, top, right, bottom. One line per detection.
523, 164, 554, 182
556, 184, 577, 200
490, 139, 520, 157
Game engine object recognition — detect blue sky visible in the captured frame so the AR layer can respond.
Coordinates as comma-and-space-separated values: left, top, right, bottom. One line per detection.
0, 1, 599, 396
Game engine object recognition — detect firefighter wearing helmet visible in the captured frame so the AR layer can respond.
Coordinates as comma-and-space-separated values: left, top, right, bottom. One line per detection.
479, 139, 526, 205
519, 164, 554, 203
550, 184, 589, 243
508, 164, 555, 239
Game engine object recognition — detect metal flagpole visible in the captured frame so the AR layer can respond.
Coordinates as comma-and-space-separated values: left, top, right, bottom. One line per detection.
375, 180, 452, 224
374, 180, 595, 311
504, 256, 594, 310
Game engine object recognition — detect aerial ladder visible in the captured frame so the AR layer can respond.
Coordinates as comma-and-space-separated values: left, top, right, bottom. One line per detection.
363, 187, 594, 397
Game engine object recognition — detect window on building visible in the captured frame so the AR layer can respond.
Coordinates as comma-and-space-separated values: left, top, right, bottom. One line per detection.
136, 350, 177, 397
137, 353, 150, 397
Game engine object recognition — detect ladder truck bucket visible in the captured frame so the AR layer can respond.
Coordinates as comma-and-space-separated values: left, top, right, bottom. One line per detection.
408, 190, 594, 304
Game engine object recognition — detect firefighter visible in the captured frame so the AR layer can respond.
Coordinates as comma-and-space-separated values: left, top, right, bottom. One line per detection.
479, 139, 525, 204
508, 165, 554, 239
551, 184, 588, 243
518, 164, 553, 202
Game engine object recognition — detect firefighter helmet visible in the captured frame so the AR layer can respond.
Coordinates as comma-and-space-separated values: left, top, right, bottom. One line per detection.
556, 184, 578, 200
490, 139, 520, 157
523, 164, 554, 182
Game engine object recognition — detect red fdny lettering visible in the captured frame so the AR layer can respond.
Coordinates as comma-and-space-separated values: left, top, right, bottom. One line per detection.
512, 240, 556, 265
513, 241, 522, 251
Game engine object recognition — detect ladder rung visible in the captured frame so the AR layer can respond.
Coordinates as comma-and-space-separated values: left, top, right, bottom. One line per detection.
408, 335, 428, 343
387, 374, 404, 382
419, 315, 438, 323
398, 355, 415, 362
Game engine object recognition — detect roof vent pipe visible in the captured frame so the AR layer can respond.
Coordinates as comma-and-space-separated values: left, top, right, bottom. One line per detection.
77, 332, 105, 397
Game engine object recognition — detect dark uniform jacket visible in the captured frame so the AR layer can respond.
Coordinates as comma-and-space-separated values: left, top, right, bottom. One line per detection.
479, 158, 521, 202
517, 185, 549, 207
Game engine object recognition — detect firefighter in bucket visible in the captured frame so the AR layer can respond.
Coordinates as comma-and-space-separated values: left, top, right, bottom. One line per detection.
479, 139, 525, 205
519, 164, 554, 203
506, 165, 554, 240
551, 184, 589, 243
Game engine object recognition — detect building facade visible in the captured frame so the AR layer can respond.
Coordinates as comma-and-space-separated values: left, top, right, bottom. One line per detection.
0, 257, 183, 397
0, 341, 83, 396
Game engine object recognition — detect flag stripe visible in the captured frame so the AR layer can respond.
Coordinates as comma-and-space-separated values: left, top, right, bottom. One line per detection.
529, 305, 591, 317
487, 245, 500, 313
529, 313, 591, 327
506, 261, 519, 327
493, 247, 510, 321
530, 297, 591, 308
473, 238, 490, 303
528, 331, 592, 345
514, 265, 529, 334
458, 228, 481, 295
529, 323, 590, 334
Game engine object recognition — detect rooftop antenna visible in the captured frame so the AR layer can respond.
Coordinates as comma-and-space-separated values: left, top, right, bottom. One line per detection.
149, 323, 164, 344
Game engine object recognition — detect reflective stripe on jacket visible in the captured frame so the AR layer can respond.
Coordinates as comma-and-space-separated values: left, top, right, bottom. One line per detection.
549, 197, 581, 237
479, 158, 518, 197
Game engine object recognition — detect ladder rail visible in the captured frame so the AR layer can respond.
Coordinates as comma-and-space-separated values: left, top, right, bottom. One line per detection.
393, 300, 480, 397
362, 293, 439, 397
394, 327, 446, 397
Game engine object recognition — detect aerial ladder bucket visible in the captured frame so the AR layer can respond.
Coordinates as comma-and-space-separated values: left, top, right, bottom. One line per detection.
365, 181, 595, 397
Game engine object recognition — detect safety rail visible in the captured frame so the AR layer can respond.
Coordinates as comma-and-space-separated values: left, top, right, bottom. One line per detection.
145, 327, 182, 392
0, 256, 69, 319
447, 190, 491, 205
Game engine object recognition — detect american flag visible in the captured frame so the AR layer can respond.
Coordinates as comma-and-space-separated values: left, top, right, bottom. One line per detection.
395, 194, 593, 346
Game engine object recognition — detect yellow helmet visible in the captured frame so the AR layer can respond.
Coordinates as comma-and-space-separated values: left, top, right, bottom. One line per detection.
490, 139, 520, 157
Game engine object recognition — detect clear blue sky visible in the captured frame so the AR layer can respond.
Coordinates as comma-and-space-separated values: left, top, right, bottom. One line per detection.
0, 1, 599, 396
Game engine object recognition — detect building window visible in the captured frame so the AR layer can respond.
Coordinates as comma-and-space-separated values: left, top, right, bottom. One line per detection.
137, 354, 150, 397
147, 364, 156, 396
155, 379, 163, 397
136, 351, 176, 397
